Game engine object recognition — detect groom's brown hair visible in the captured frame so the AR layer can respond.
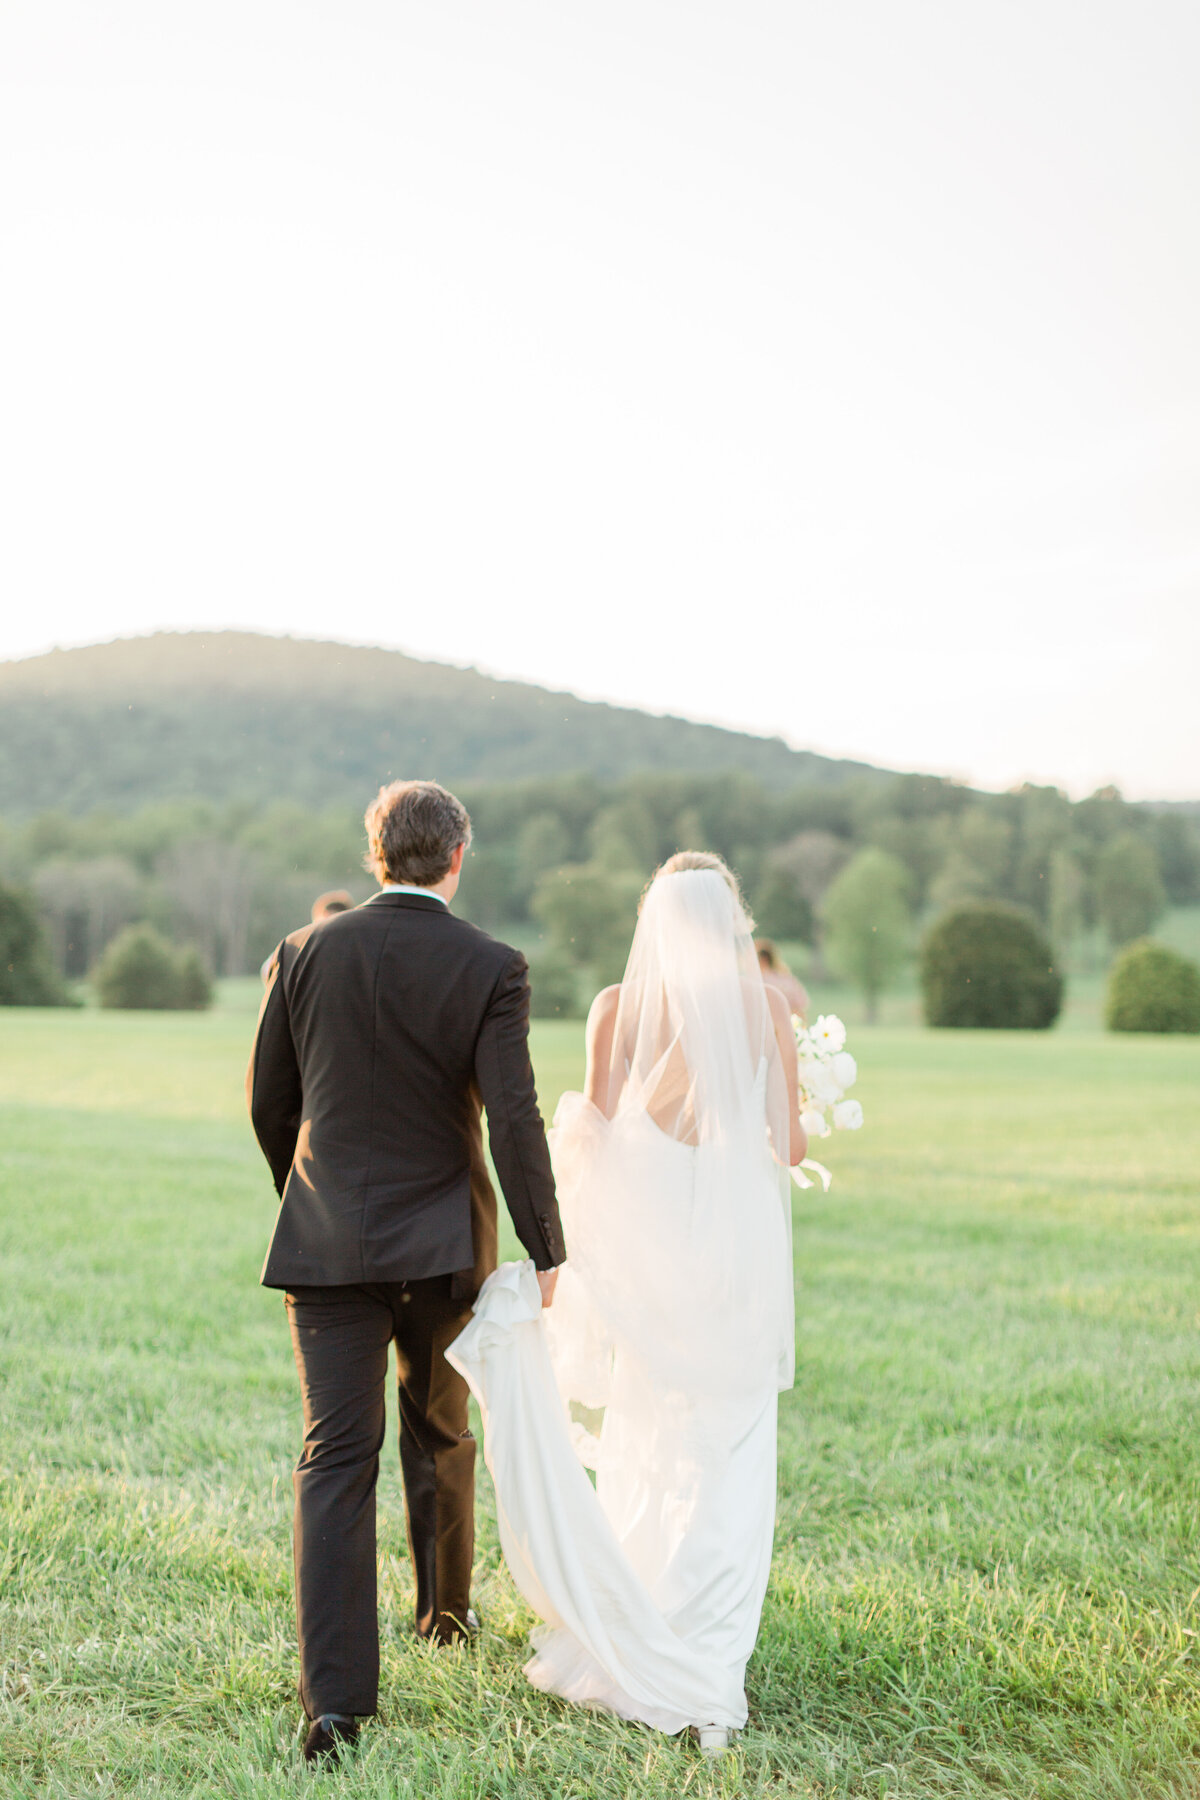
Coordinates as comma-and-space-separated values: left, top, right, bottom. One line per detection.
364, 780, 472, 887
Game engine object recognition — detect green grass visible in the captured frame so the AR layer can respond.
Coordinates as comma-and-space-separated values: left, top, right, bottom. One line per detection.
2, 988, 1200, 1797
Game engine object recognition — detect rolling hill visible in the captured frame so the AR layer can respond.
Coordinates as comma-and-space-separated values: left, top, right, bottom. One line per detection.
0, 632, 884, 815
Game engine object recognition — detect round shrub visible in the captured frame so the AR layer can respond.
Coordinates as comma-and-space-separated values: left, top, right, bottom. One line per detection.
920, 903, 1063, 1030
175, 945, 216, 1011
1105, 938, 1200, 1034
0, 881, 71, 1006
94, 924, 212, 1010
95, 925, 182, 1009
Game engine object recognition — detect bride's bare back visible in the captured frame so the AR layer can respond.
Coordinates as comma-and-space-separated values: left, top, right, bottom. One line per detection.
583, 978, 807, 1164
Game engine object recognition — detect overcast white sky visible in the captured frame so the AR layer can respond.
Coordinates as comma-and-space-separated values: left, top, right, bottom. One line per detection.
2, 1, 1198, 797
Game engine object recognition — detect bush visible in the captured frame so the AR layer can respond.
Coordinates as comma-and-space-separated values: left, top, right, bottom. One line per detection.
920, 904, 1062, 1029
527, 950, 583, 1019
1094, 832, 1166, 946
1105, 939, 1200, 1033
175, 945, 216, 1010
0, 882, 72, 1005
94, 925, 214, 1010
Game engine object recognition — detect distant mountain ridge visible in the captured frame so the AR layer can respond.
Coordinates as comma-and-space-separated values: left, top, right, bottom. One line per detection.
0, 632, 884, 815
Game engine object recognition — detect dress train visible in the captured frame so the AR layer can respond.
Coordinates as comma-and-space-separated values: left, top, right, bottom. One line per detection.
447, 1262, 771, 1733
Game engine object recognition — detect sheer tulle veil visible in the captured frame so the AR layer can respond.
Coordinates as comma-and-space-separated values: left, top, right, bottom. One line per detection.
546, 867, 796, 1422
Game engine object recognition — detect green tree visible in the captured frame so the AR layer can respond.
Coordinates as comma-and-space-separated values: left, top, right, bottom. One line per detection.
505, 811, 572, 913
158, 839, 261, 975
753, 867, 813, 942
531, 863, 643, 990
1094, 833, 1166, 947
519, 811, 570, 879
772, 831, 851, 910
862, 815, 945, 908
457, 846, 517, 927
1047, 848, 1086, 954
238, 802, 365, 883
0, 883, 71, 1005
956, 809, 1014, 890
671, 806, 707, 858
526, 949, 583, 1019
928, 850, 992, 912
822, 848, 911, 1023
586, 799, 657, 873
927, 809, 1013, 912
1008, 784, 1073, 921
1073, 785, 1130, 846
770, 830, 852, 974
1152, 813, 1200, 904
669, 772, 774, 864
32, 854, 143, 975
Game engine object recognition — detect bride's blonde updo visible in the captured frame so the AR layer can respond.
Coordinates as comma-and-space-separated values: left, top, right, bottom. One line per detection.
645, 850, 754, 928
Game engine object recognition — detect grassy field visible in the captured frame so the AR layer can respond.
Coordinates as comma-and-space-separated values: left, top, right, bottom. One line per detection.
2, 983, 1200, 1798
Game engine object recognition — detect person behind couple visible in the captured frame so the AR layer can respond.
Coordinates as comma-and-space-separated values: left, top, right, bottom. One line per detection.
246, 779, 566, 1764
754, 936, 810, 1023
259, 890, 354, 985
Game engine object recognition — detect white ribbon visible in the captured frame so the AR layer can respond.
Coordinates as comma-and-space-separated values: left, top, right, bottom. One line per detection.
792, 1157, 833, 1191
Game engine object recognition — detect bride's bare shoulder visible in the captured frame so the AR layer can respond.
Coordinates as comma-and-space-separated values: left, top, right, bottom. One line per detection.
587, 984, 622, 1027
763, 983, 791, 1029
583, 986, 622, 1110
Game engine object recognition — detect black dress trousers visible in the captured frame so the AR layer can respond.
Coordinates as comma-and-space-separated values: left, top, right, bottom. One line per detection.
286, 1275, 476, 1719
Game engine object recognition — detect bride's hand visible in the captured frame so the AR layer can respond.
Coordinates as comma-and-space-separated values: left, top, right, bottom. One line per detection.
537, 1266, 561, 1309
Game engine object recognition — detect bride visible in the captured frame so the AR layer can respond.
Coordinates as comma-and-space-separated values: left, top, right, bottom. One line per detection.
448, 852, 806, 1752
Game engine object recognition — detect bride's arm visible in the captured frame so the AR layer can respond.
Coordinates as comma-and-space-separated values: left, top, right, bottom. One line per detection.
766, 985, 808, 1167
582, 985, 622, 1117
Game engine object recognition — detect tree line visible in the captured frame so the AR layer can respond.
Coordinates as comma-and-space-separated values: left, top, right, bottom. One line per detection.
2, 772, 1195, 1010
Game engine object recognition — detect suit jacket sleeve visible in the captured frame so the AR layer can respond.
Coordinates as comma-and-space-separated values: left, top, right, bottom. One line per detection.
246, 943, 302, 1197
474, 950, 565, 1271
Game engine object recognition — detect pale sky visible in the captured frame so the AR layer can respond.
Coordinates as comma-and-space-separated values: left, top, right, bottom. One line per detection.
2, 1, 1198, 798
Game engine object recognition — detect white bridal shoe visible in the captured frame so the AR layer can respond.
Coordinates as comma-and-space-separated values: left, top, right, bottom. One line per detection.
697, 1725, 731, 1756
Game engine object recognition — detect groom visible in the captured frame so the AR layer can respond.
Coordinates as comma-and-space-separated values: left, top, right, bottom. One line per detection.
248, 779, 565, 1763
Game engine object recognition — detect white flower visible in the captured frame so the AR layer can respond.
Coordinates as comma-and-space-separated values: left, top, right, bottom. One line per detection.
800, 1108, 830, 1138
800, 1063, 842, 1106
809, 1014, 847, 1055
831, 1051, 857, 1091
832, 1099, 864, 1131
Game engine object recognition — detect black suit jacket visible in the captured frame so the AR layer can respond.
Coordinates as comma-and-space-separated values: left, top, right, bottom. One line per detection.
247, 892, 564, 1292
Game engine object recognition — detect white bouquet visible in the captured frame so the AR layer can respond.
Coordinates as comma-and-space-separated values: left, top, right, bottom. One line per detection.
791, 1013, 863, 1190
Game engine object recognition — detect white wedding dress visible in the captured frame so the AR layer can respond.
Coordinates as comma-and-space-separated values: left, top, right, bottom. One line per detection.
448, 869, 795, 1735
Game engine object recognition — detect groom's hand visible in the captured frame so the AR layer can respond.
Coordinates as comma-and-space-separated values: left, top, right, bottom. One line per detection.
537, 1266, 561, 1309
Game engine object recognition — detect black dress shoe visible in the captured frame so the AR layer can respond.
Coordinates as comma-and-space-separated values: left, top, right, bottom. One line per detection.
302, 1714, 358, 1765
427, 1606, 481, 1647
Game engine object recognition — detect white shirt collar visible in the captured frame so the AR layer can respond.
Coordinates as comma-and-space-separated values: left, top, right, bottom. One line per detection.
373, 883, 449, 906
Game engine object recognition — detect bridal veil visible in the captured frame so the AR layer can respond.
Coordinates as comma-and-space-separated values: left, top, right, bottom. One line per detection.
546, 864, 796, 1417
